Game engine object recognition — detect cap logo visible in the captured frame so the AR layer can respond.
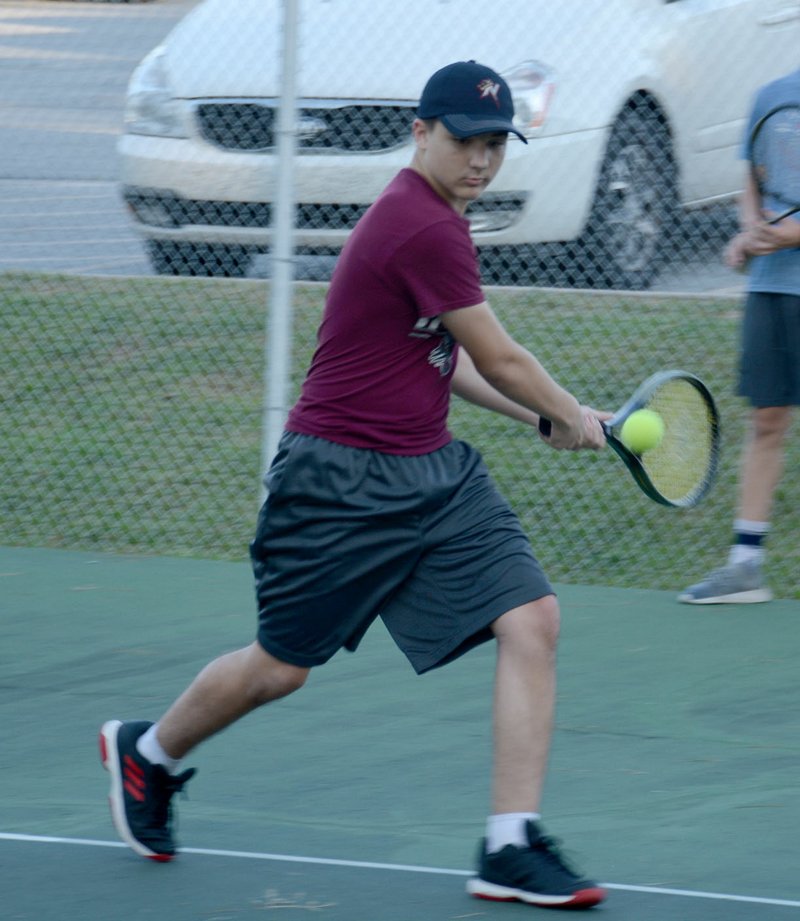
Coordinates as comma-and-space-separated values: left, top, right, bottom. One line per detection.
477, 78, 501, 108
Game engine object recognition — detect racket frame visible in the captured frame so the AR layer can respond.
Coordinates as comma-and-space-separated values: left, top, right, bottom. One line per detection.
538, 369, 720, 508
750, 103, 800, 224
602, 369, 720, 508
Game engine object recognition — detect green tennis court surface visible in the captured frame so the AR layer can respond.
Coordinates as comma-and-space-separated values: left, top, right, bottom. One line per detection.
2, 546, 798, 919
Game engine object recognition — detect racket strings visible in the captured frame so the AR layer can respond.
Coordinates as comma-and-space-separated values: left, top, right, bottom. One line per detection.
638, 379, 716, 504
752, 106, 800, 207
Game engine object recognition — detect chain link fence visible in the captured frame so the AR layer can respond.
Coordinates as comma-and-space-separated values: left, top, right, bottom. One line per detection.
3, 0, 800, 598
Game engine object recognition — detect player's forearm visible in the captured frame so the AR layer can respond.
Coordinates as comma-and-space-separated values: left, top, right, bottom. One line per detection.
441, 302, 581, 432
452, 350, 540, 425
471, 345, 582, 431
739, 173, 762, 230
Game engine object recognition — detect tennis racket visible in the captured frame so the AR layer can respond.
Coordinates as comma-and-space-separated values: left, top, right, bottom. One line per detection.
538, 370, 720, 508
751, 102, 800, 224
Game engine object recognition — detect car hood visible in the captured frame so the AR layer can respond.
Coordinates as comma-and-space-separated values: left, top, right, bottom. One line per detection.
164, 0, 658, 109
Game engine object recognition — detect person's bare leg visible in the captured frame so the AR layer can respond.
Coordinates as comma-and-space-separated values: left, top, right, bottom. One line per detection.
155, 641, 309, 760
737, 405, 792, 522
490, 597, 559, 814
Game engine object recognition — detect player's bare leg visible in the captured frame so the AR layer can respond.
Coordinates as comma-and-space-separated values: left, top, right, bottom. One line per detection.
99, 643, 308, 860
738, 405, 792, 522
679, 406, 791, 605
490, 598, 558, 814
156, 642, 309, 759
467, 597, 606, 907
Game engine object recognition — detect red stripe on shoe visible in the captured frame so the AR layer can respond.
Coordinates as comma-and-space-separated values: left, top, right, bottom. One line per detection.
123, 779, 146, 802
122, 755, 147, 801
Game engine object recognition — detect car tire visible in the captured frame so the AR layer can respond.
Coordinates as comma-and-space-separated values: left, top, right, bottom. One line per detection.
575, 99, 678, 290
145, 241, 253, 278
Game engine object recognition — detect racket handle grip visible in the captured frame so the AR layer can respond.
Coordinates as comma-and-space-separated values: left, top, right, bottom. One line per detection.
538, 416, 611, 439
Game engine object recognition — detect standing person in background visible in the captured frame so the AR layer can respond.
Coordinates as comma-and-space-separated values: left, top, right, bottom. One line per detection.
99, 61, 609, 909
680, 67, 800, 605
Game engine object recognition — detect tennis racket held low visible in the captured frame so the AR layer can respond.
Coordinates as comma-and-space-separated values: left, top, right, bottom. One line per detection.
538, 370, 720, 508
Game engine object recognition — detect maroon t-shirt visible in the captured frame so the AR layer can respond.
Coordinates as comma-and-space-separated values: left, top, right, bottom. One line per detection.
286, 169, 484, 454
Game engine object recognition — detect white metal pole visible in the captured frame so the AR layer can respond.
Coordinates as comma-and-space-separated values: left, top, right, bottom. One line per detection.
260, 0, 300, 502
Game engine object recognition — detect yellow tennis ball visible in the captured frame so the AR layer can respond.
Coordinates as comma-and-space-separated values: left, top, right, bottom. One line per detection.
620, 409, 664, 454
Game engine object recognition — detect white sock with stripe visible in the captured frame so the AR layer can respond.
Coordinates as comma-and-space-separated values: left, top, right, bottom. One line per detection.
728, 519, 769, 565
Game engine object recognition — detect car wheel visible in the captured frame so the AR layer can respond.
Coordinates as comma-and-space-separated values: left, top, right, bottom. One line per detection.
146, 241, 253, 278
576, 99, 678, 290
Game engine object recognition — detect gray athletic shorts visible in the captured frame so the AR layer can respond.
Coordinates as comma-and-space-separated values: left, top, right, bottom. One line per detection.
738, 292, 800, 407
250, 432, 551, 674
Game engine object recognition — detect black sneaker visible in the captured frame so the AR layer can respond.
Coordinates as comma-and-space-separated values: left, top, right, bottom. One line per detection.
99, 719, 195, 862
467, 820, 606, 909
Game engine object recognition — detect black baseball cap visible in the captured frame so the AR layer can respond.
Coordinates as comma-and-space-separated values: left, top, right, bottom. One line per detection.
417, 60, 527, 144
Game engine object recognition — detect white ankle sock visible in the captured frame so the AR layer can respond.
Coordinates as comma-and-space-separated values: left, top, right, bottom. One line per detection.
136, 723, 180, 774
729, 544, 763, 565
486, 812, 541, 853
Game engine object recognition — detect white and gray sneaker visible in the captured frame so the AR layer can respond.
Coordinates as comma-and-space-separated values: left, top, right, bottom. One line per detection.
678, 559, 773, 604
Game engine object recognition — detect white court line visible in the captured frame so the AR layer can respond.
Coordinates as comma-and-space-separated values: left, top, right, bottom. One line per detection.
1, 832, 798, 910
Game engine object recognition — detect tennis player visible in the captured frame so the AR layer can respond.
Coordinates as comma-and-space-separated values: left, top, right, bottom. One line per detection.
679, 66, 800, 604
100, 61, 608, 910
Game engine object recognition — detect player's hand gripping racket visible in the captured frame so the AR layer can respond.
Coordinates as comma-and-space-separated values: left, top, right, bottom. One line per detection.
751, 102, 800, 225
736, 104, 800, 273
539, 370, 720, 508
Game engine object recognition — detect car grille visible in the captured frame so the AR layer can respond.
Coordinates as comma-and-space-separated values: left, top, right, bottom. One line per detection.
124, 188, 527, 234
124, 188, 372, 230
195, 101, 417, 153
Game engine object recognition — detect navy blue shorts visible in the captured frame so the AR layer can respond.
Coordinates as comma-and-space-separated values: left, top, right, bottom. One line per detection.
250, 432, 552, 674
738, 292, 800, 407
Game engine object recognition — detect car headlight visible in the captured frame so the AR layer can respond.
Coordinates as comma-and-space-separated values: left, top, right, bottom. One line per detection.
124, 46, 187, 138
503, 60, 556, 137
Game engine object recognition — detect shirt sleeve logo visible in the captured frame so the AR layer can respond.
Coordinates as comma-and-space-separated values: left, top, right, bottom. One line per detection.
410, 316, 456, 376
